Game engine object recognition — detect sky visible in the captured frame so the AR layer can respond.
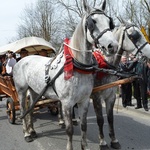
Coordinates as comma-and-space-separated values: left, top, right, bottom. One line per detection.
0, 0, 123, 47
0, 0, 37, 47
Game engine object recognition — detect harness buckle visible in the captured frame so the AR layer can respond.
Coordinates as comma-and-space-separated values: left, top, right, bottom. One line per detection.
45, 75, 50, 83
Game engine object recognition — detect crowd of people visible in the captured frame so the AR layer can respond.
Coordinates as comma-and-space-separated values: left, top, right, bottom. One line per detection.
119, 54, 150, 111
0, 48, 49, 76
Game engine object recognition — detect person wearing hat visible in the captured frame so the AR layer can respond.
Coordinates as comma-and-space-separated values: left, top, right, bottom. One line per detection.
39, 49, 48, 57
17, 48, 29, 61
3, 51, 17, 76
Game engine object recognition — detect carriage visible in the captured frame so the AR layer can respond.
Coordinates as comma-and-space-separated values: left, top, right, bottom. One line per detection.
1, 0, 150, 148
0, 37, 59, 124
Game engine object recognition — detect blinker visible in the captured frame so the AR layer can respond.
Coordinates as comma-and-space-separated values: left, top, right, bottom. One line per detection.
86, 16, 96, 34
128, 29, 141, 44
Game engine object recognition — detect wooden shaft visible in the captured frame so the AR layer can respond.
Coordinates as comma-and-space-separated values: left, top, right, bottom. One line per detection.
92, 76, 137, 93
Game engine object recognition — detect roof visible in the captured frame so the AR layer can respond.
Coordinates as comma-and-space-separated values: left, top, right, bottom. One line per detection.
0, 36, 56, 55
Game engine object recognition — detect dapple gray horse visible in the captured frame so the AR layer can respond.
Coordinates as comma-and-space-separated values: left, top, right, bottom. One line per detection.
92, 21, 150, 150
13, 0, 118, 150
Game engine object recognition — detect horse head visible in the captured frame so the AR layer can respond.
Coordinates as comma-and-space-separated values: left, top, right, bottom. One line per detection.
114, 20, 150, 59
84, 0, 118, 55
70, 0, 118, 64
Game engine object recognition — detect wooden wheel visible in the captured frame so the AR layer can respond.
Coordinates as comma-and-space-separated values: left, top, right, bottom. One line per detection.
6, 98, 16, 124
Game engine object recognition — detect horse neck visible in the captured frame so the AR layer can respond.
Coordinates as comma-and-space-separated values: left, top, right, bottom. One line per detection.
69, 21, 93, 65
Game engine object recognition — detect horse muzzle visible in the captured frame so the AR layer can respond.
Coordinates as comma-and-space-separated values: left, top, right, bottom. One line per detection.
100, 42, 118, 56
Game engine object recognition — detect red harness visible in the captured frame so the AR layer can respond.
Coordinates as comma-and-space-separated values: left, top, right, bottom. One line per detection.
93, 50, 108, 79
63, 38, 73, 80
63, 38, 108, 80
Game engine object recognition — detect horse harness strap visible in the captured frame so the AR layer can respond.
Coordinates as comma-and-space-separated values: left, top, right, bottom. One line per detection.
73, 57, 98, 74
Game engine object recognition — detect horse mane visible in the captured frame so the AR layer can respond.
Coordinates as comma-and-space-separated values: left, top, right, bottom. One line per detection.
70, 19, 85, 50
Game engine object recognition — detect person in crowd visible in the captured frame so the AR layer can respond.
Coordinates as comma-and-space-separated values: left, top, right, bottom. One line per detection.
0, 56, 3, 74
17, 48, 28, 61
129, 54, 149, 111
147, 61, 150, 96
119, 55, 137, 108
0, 54, 7, 75
39, 49, 48, 57
2, 51, 17, 76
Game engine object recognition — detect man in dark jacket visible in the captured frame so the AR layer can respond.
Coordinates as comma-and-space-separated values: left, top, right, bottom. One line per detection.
130, 54, 149, 111
119, 55, 137, 108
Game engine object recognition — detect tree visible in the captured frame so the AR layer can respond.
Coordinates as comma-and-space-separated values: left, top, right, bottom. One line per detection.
119, 0, 150, 38
16, 0, 150, 49
17, 0, 61, 48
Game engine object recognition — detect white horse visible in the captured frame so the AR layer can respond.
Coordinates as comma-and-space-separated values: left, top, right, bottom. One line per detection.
13, 0, 118, 150
91, 21, 150, 150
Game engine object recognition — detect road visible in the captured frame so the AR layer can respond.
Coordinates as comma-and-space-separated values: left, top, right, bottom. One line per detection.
0, 99, 150, 150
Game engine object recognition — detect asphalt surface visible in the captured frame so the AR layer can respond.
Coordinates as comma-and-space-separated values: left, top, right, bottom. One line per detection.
0, 96, 150, 150
114, 95, 150, 116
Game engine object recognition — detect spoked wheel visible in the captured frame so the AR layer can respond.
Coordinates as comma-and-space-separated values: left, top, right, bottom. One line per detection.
6, 98, 16, 124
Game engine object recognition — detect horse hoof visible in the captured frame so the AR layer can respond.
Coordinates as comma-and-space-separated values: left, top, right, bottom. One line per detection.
99, 145, 109, 150
111, 141, 121, 149
61, 123, 66, 129
59, 123, 65, 129
30, 131, 37, 138
25, 136, 33, 142
59, 119, 64, 125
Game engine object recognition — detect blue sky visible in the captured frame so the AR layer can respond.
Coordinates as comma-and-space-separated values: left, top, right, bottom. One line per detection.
0, 0, 37, 46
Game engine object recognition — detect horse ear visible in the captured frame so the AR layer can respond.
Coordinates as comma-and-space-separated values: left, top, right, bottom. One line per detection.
119, 17, 126, 24
101, 0, 106, 11
82, 0, 91, 13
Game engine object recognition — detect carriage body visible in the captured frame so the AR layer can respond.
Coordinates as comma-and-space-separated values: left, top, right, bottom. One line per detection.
0, 37, 59, 124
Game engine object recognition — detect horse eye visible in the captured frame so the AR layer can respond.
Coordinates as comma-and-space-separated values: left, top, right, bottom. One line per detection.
92, 19, 96, 24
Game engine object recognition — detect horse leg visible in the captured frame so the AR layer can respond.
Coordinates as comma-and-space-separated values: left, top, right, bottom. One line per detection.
58, 101, 78, 128
92, 95, 109, 150
26, 89, 38, 138
72, 104, 78, 126
78, 100, 89, 150
62, 104, 73, 150
18, 90, 33, 142
105, 95, 121, 149
58, 101, 65, 128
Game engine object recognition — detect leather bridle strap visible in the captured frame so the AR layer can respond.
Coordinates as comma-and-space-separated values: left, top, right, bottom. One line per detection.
94, 28, 111, 48
133, 41, 148, 57
85, 10, 111, 48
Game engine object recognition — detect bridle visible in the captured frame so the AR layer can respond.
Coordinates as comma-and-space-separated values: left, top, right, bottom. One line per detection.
85, 9, 114, 49
120, 24, 149, 57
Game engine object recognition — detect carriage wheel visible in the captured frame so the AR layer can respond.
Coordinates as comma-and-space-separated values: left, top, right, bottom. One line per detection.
6, 98, 16, 124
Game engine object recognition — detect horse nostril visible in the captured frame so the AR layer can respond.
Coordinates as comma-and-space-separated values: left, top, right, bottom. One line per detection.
108, 43, 115, 54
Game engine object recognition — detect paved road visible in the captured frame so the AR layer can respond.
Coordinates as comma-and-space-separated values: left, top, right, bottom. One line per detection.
0, 98, 150, 150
